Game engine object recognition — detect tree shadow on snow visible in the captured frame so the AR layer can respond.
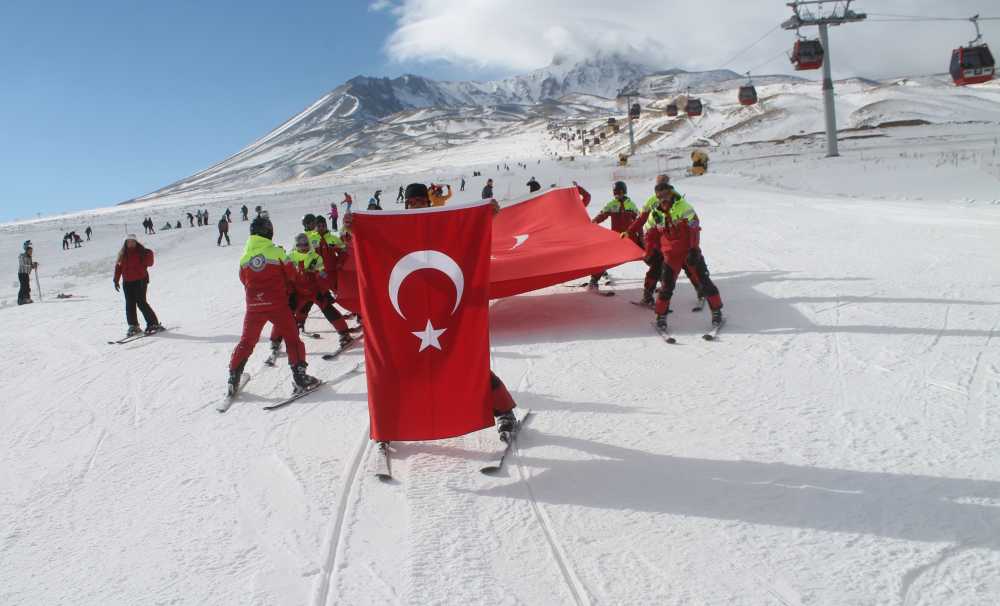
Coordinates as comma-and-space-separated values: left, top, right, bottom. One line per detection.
464, 423, 1000, 550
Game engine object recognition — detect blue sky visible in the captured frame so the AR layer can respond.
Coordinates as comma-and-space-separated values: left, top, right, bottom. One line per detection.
0, 0, 503, 221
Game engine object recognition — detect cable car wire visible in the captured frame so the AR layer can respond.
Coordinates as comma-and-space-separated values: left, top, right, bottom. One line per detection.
718, 24, 782, 69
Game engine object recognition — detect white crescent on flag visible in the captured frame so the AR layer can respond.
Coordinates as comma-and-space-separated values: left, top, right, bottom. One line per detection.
387, 250, 465, 319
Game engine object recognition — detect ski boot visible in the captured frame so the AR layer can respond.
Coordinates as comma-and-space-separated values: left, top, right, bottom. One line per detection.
270, 339, 281, 353
338, 331, 354, 349
291, 362, 320, 392
126, 325, 143, 337
638, 288, 655, 307
495, 410, 517, 439
586, 276, 600, 290
655, 314, 668, 330
227, 363, 246, 397
144, 323, 165, 335
711, 309, 724, 327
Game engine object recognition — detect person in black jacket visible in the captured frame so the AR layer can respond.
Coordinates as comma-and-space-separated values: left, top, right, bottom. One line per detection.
217, 217, 231, 246
481, 178, 494, 200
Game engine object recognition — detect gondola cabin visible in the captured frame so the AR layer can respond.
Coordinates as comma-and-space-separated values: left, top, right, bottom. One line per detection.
951, 45, 995, 86
629, 103, 641, 120
666, 103, 678, 117
738, 84, 758, 106
791, 39, 824, 71
685, 98, 703, 117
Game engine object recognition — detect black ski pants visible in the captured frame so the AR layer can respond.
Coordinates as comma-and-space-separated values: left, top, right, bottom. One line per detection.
17, 272, 30, 304
217, 231, 230, 246
122, 279, 159, 328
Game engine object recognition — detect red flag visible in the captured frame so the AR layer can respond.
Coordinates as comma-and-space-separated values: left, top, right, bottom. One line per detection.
351, 202, 494, 442
489, 187, 644, 298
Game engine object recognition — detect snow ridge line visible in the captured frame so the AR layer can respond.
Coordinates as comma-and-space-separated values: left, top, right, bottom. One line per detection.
312, 428, 371, 606
512, 440, 591, 606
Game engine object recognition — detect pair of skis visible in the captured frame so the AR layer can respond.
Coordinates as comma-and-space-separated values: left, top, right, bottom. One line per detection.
217, 361, 363, 413
655, 316, 726, 344
107, 326, 170, 345
372, 408, 533, 481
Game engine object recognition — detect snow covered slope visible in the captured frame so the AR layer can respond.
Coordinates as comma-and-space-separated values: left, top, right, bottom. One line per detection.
4, 124, 1000, 604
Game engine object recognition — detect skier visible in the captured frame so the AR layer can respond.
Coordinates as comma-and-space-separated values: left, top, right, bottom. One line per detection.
187, 212, 195, 227
203, 209, 209, 225
196, 211, 203, 227
17, 241, 37, 305
73, 233, 82, 248
396, 186, 404, 204
329, 202, 339, 230
113, 234, 164, 337
481, 178, 494, 200
460, 177, 466, 192
240, 205, 249, 221
217, 217, 231, 246
624, 175, 705, 307
367, 195, 382, 211
647, 182, 724, 329
429, 183, 452, 207
526, 177, 541, 193
401, 183, 517, 432
286, 231, 353, 348
175, 220, 182, 229
224, 208, 232, 223
62, 233, 70, 250
228, 216, 318, 396
589, 181, 640, 288
85, 226, 92, 241
342, 193, 353, 212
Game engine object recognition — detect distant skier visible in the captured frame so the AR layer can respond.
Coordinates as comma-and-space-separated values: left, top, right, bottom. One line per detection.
328, 202, 339, 230
113, 234, 164, 337
187, 212, 195, 227
240, 204, 249, 221
526, 177, 541, 193
62, 233, 70, 250
228, 215, 318, 396
72, 233, 82, 248
644, 182, 723, 330
17, 241, 38, 305
175, 220, 182, 229
367, 195, 382, 211
396, 186, 404, 204
85, 226, 92, 241
459, 177, 466, 192
401, 183, 518, 434
203, 209, 209, 225
342, 193, 353, 212
429, 183, 452, 207
481, 178, 494, 200
217, 217, 231, 246
224, 208, 232, 223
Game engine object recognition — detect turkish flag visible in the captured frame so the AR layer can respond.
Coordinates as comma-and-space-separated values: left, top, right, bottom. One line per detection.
351, 202, 495, 442
489, 186, 644, 298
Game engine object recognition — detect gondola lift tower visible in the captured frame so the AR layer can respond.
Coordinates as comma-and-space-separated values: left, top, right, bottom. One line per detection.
782, 0, 866, 157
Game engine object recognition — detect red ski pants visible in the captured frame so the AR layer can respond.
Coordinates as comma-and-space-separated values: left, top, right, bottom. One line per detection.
230, 308, 305, 370
490, 371, 516, 414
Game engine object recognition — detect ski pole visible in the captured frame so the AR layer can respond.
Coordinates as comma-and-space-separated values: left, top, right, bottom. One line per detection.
34, 267, 43, 302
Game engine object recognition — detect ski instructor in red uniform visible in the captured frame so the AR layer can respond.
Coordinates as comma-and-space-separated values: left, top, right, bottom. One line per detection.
228, 215, 319, 396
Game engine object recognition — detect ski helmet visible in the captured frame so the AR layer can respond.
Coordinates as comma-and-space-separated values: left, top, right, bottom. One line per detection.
314, 215, 328, 231
250, 215, 274, 240
23, 240, 32, 251
302, 213, 317, 229
294, 233, 310, 249
613, 181, 627, 195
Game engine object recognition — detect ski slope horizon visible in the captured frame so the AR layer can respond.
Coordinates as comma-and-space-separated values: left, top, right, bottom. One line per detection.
4, 117, 1000, 604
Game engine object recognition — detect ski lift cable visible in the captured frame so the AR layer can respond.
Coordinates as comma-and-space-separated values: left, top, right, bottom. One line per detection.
718, 24, 782, 69
747, 48, 792, 74
865, 13, 1000, 22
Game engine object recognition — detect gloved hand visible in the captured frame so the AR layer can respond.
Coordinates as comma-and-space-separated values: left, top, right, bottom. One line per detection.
686, 248, 701, 266
113, 281, 120, 292
619, 231, 629, 239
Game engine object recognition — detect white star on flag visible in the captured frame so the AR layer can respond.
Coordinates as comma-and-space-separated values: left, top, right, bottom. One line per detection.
412, 319, 446, 352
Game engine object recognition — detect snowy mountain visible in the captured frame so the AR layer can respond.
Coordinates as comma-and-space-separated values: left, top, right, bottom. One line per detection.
129, 55, 1000, 205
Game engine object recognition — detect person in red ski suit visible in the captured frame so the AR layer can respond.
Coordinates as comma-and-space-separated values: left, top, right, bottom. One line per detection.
623, 174, 706, 307
228, 216, 318, 394
589, 180, 639, 288
402, 182, 519, 433
647, 182, 724, 330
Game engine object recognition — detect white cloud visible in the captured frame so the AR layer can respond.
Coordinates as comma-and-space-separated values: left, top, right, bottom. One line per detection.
381, 0, 998, 79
